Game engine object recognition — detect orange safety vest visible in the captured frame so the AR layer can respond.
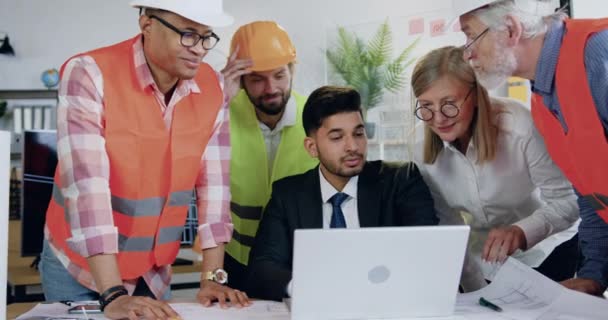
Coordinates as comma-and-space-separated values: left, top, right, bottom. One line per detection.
531, 19, 608, 223
45, 35, 223, 279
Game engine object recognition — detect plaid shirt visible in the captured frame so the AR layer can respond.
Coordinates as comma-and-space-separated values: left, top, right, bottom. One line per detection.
45, 35, 233, 298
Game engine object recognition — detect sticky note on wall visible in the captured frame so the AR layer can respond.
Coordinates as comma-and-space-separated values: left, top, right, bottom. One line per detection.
430, 19, 445, 37
409, 17, 424, 35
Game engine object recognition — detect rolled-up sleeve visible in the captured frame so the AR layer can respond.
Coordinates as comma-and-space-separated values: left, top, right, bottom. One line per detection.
196, 78, 234, 249
57, 56, 119, 257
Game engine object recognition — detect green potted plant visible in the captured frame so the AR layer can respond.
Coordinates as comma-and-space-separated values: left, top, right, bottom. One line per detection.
326, 19, 419, 138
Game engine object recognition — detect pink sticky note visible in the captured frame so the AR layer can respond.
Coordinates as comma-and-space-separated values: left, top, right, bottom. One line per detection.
430, 19, 445, 37
409, 17, 424, 35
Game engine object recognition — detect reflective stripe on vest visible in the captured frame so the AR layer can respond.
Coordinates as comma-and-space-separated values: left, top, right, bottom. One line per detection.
52, 185, 192, 216
226, 90, 318, 266
52, 184, 190, 250
231, 227, 256, 248
230, 202, 263, 220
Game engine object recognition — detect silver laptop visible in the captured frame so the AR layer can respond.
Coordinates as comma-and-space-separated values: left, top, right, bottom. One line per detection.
291, 226, 470, 320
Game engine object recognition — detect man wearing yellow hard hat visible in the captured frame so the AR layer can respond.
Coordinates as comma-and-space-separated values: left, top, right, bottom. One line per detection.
205, 21, 318, 291
41, 0, 250, 318
456, 0, 608, 296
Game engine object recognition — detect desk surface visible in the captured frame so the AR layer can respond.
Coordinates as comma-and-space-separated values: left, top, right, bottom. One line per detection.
7, 302, 37, 319
8, 220, 202, 286
8, 220, 41, 286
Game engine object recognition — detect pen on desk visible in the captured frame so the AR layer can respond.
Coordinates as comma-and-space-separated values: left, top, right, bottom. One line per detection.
479, 297, 502, 312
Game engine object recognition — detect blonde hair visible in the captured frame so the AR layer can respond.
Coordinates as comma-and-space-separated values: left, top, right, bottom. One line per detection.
411, 46, 498, 164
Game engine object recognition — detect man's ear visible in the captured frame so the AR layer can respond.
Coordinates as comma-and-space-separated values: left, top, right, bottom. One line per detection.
304, 136, 318, 158
504, 14, 523, 47
139, 14, 153, 36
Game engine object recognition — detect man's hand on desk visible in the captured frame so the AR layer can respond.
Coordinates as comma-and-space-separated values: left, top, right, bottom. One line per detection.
482, 225, 527, 264
197, 280, 251, 309
561, 278, 605, 296
104, 295, 179, 320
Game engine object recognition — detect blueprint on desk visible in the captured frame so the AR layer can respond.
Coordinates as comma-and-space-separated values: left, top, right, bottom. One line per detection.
455, 257, 608, 320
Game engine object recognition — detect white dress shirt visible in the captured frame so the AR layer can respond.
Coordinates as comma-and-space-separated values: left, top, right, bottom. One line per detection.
287, 169, 360, 296
413, 97, 579, 291
319, 167, 360, 229
259, 96, 297, 177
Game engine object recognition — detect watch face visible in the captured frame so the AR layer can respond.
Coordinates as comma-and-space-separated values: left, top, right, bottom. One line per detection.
214, 268, 228, 284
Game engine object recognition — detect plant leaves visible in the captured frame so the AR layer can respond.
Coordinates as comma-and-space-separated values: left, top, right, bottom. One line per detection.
367, 19, 392, 68
326, 20, 419, 109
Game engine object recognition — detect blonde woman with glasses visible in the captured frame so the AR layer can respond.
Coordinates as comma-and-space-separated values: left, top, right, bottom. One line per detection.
411, 46, 579, 292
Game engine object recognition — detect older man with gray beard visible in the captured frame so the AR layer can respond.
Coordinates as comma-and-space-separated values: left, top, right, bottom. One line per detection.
455, 0, 608, 296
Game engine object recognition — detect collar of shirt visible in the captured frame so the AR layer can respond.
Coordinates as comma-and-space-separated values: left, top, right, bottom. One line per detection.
258, 95, 297, 133
442, 138, 476, 156
319, 166, 359, 203
531, 22, 565, 96
132, 35, 201, 96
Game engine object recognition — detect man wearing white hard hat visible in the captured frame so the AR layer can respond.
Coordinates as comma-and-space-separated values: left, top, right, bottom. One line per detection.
40, 0, 250, 317
456, 0, 608, 296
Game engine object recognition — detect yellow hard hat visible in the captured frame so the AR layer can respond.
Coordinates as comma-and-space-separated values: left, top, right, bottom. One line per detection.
230, 21, 296, 72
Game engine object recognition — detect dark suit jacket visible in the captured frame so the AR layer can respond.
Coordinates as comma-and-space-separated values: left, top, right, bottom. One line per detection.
245, 160, 438, 301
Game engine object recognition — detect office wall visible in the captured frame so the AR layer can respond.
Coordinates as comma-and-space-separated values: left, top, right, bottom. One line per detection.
0, 0, 460, 94
571, 0, 608, 18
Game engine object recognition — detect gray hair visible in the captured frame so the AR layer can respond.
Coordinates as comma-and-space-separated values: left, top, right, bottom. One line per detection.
474, 0, 567, 39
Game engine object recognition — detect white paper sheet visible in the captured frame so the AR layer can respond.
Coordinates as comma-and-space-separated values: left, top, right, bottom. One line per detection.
17, 301, 289, 320
455, 258, 608, 320
171, 300, 289, 320
16, 302, 104, 320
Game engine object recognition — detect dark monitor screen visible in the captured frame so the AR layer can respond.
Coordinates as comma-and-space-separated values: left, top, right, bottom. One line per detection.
21, 130, 57, 257
20, 130, 198, 257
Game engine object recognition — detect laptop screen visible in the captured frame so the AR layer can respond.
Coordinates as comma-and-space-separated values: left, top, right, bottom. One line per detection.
291, 226, 470, 320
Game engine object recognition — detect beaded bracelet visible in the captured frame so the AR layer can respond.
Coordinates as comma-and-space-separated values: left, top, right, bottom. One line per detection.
99, 285, 128, 312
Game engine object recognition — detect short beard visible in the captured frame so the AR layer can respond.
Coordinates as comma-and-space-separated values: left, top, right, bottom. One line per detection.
471, 40, 517, 89
319, 152, 366, 179
245, 83, 292, 116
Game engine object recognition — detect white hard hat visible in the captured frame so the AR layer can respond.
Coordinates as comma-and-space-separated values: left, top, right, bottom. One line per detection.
130, 0, 233, 27
446, 0, 496, 32
453, 0, 557, 17
453, 0, 497, 17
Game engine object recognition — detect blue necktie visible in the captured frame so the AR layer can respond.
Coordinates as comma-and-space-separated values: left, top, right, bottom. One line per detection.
329, 192, 349, 228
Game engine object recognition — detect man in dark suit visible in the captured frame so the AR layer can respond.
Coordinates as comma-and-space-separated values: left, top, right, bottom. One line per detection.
246, 85, 438, 301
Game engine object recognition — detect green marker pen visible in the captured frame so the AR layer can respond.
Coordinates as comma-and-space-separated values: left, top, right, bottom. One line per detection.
479, 297, 503, 312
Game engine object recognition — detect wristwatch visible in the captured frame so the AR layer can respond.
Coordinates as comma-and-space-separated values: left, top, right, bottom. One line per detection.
202, 268, 228, 284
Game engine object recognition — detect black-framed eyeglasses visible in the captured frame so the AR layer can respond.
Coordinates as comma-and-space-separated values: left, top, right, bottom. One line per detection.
463, 27, 490, 53
414, 88, 474, 121
149, 15, 220, 50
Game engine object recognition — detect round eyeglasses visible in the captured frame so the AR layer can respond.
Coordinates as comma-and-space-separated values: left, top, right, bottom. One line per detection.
150, 15, 220, 50
414, 88, 474, 121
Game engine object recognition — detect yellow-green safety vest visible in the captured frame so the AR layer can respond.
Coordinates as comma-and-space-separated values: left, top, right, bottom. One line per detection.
227, 89, 318, 266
